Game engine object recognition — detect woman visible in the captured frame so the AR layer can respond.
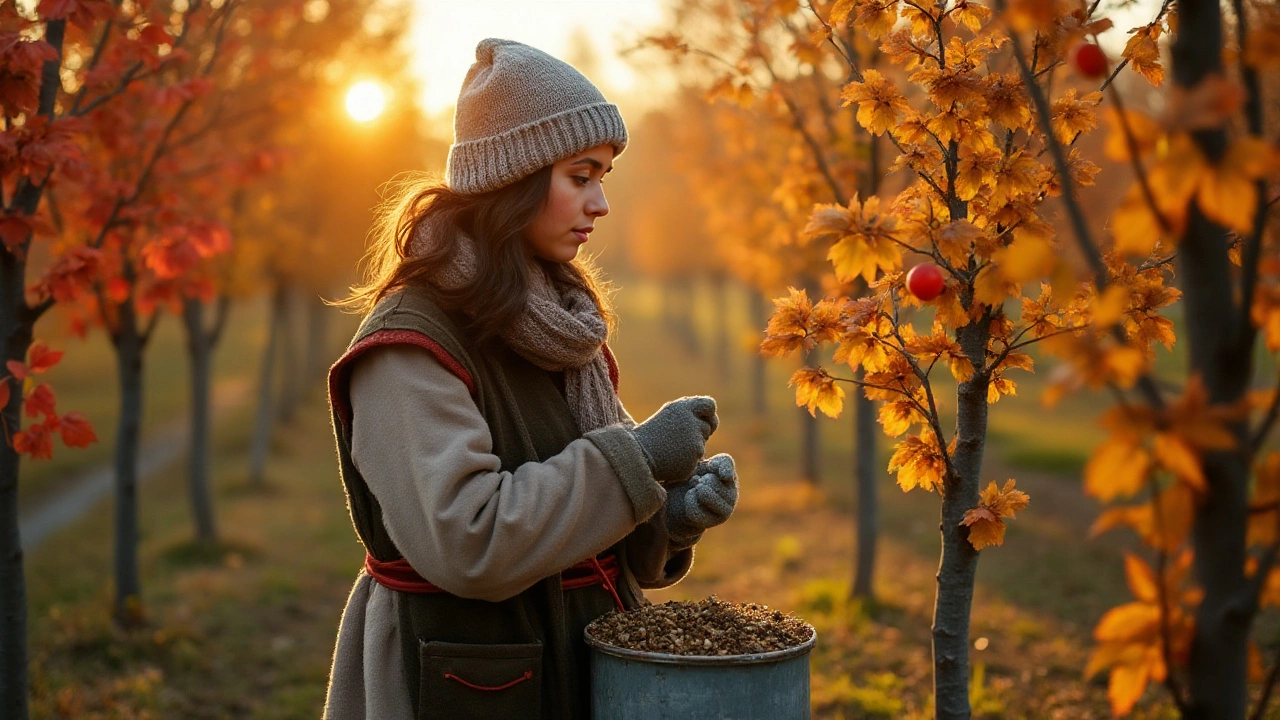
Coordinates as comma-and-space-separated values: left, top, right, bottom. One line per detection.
322, 38, 740, 719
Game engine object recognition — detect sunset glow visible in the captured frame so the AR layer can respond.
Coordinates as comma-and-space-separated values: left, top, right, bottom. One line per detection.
345, 81, 387, 122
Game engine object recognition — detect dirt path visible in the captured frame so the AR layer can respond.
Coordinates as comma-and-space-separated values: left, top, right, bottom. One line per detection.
18, 376, 252, 552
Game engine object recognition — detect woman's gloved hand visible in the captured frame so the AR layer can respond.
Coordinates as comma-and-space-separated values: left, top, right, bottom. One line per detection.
629, 396, 718, 483
665, 453, 738, 547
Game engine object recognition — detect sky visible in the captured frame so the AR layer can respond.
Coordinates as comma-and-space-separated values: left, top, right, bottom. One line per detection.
404, 0, 1165, 134
408, 0, 670, 125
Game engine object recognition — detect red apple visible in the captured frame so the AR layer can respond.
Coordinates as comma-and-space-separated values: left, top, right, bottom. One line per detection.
1069, 42, 1108, 79
906, 263, 945, 301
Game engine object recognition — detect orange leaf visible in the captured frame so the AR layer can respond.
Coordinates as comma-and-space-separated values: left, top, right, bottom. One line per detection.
1086, 436, 1152, 501
1109, 660, 1152, 716
1153, 432, 1205, 490
1123, 553, 1160, 604
960, 506, 1005, 550
789, 367, 845, 419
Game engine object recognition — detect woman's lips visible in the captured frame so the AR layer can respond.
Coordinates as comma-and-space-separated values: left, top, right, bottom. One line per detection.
572, 230, 589, 243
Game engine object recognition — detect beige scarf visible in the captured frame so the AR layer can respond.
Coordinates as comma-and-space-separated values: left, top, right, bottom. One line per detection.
409, 220, 622, 433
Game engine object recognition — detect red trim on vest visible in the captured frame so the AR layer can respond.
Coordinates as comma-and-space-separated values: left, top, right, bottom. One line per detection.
601, 342, 620, 393
444, 670, 534, 692
364, 553, 625, 611
328, 329, 476, 428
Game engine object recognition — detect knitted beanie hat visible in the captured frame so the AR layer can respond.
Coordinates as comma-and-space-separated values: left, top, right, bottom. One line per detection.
446, 38, 629, 195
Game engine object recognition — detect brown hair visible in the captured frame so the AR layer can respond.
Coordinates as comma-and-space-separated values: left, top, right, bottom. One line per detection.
337, 168, 615, 345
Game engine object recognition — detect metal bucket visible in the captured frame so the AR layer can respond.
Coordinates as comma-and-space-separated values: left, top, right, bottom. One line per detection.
584, 624, 816, 719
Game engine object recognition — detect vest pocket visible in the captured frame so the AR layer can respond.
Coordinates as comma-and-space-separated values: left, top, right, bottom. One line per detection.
419, 640, 543, 719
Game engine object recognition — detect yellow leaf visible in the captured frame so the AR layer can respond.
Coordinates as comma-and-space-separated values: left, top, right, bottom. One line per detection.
1050, 89, 1102, 144
1110, 187, 1164, 257
841, 69, 909, 135
790, 367, 845, 418
1103, 108, 1164, 162
802, 203, 855, 242
1093, 285, 1130, 327
829, 0, 856, 24
935, 220, 985, 267
1086, 436, 1152, 501
1197, 162, 1258, 234
888, 432, 947, 492
1153, 432, 1205, 490
998, 232, 1055, 283
879, 399, 922, 437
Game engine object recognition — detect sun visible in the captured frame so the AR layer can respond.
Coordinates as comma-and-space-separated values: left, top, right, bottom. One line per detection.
345, 81, 387, 122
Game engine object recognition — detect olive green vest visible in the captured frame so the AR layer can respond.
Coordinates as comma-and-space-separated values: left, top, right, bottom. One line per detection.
328, 285, 643, 720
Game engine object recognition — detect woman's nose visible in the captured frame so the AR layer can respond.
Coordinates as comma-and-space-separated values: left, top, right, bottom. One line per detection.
587, 188, 609, 218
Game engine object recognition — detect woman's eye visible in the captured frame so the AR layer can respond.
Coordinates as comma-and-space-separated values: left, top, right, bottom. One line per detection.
573, 176, 590, 186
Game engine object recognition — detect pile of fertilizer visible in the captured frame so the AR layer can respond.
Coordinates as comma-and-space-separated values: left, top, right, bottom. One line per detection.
586, 596, 813, 656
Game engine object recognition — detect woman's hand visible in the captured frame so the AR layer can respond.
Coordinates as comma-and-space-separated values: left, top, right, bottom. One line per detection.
629, 396, 718, 483
664, 453, 738, 546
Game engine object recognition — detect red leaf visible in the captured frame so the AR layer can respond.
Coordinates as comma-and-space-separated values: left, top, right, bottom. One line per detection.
141, 236, 200, 279
28, 341, 62, 374
106, 277, 131, 303
13, 423, 53, 460
24, 383, 55, 420
6, 360, 27, 380
59, 412, 97, 448
37, 0, 78, 19
30, 246, 103, 304
0, 217, 32, 252
139, 23, 172, 47
0, 380, 11, 410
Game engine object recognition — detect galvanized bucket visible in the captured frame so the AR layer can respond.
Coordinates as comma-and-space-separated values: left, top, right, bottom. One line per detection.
584, 624, 816, 719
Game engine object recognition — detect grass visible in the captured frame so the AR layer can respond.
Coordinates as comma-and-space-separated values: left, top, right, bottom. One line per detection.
21, 273, 1239, 718
17, 297, 273, 507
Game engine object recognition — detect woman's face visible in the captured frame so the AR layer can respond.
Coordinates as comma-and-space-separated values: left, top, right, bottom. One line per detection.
523, 144, 613, 263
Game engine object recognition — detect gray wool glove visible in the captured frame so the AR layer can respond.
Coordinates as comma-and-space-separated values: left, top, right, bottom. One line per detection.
665, 453, 738, 547
630, 396, 718, 483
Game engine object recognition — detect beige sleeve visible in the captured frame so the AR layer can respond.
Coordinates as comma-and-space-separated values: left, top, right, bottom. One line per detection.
348, 344, 666, 603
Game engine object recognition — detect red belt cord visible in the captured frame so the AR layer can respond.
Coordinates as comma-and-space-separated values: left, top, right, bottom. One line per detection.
365, 552, 626, 612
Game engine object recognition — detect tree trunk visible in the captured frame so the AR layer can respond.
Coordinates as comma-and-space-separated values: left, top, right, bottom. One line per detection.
305, 292, 329, 380
749, 290, 768, 416
932, 316, 991, 719
250, 284, 285, 487
852, 367, 878, 600
1, 19, 63, 717
182, 297, 217, 542
711, 273, 730, 379
1170, 0, 1254, 714
0, 252, 33, 720
277, 284, 300, 425
112, 302, 145, 626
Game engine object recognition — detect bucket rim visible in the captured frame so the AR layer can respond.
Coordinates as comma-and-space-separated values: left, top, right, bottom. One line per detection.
583, 625, 816, 666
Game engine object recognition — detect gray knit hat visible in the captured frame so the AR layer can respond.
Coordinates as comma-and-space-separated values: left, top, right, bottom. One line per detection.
446, 38, 629, 195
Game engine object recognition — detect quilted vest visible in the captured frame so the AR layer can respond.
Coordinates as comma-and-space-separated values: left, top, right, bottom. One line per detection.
327, 284, 644, 719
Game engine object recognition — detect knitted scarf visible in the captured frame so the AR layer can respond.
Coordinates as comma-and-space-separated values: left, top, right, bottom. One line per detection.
409, 219, 623, 433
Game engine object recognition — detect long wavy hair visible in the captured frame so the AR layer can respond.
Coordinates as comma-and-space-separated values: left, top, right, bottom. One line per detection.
337, 168, 615, 345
